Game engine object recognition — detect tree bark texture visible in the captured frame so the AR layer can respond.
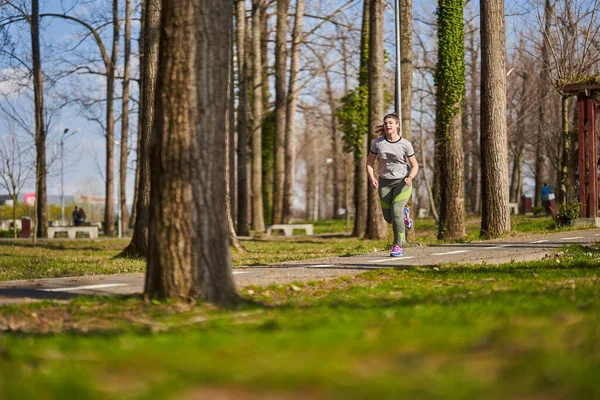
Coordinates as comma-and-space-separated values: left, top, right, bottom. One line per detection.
146, 0, 196, 299
535, 0, 553, 208
31, 0, 47, 239
236, 0, 250, 236
120, 0, 160, 259
435, 0, 465, 240
120, 0, 132, 235
282, 0, 304, 223
559, 94, 569, 204
104, 0, 120, 237
365, 0, 388, 240
400, 0, 415, 241
272, 0, 289, 224
195, 0, 240, 304
130, 0, 145, 228
352, 0, 369, 238
251, 0, 265, 232
480, 0, 510, 238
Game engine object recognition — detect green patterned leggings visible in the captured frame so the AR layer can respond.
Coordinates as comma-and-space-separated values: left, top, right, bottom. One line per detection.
378, 177, 412, 246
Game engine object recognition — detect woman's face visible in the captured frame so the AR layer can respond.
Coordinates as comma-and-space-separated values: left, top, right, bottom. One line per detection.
384, 118, 399, 135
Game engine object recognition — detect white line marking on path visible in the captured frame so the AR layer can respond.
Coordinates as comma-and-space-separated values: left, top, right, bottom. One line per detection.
483, 244, 510, 249
531, 240, 549, 243
233, 271, 249, 275
307, 264, 335, 268
430, 250, 470, 256
371, 257, 416, 263
42, 283, 129, 292
560, 237, 584, 240
594, 234, 600, 236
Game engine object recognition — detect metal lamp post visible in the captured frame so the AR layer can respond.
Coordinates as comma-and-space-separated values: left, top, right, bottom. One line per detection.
60, 128, 79, 226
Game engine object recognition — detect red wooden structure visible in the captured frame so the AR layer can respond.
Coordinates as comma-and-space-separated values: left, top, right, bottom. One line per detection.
561, 82, 600, 218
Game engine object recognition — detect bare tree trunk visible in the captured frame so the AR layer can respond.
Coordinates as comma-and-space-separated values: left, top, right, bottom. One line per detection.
282, 0, 304, 223
352, 0, 369, 238
146, 0, 196, 299
272, 0, 289, 224
104, 0, 120, 237
559, 94, 569, 204
147, 0, 240, 305
510, 72, 528, 204
251, 0, 265, 232
365, 0, 387, 240
322, 67, 341, 220
31, 0, 47, 239
236, 0, 250, 236
129, 0, 145, 228
120, 0, 132, 235
535, 0, 553, 208
418, 95, 439, 222
227, 10, 245, 253
119, 0, 160, 259
400, 0, 415, 241
464, 24, 480, 214
480, 0, 510, 238
194, 0, 240, 305
229, 13, 237, 226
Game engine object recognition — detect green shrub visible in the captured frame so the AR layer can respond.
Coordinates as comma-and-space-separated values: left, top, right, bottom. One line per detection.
552, 202, 580, 228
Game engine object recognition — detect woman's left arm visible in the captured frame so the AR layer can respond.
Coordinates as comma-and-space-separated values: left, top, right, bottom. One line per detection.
404, 155, 419, 186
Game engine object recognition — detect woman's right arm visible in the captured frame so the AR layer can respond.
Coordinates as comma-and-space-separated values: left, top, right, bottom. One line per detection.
366, 152, 378, 189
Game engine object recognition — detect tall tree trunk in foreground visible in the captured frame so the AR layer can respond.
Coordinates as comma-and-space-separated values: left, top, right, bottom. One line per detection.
365, 0, 387, 240
251, 0, 265, 232
480, 0, 510, 238
282, 0, 304, 223
120, 0, 161, 259
236, 0, 250, 236
435, 0, 465, 240
147, 0, 239, 304
194, 0, 240, 304
146, 0, 196, 299
31, 0, 47, 239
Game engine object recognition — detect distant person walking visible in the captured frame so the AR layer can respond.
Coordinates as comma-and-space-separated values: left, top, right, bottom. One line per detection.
366, 113, 419, 257
541, 183, 555, 213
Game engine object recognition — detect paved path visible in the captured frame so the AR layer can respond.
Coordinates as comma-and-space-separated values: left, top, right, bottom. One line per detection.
0, 229, 598, 304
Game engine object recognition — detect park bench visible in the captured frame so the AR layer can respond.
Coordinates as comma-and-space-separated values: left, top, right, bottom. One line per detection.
47, 226, 99, 239
265, 224, 314, 236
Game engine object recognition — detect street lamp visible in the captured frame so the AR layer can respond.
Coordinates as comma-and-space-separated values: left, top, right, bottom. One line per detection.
61, 128, 79, 226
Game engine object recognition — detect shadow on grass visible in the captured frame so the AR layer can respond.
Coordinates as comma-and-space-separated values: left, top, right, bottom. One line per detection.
0, 241, 108, 252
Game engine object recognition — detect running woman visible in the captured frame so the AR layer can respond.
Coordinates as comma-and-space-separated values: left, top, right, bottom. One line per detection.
366, 113, 419, 257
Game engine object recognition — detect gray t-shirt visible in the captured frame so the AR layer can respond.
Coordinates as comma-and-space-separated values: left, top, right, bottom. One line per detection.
369, 136, 415, 179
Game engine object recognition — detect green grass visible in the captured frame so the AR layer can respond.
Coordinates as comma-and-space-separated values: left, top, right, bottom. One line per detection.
0, 215, 574, 281
0, 244, 599, 399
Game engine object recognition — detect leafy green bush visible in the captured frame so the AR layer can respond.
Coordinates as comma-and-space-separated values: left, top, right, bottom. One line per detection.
552, 202, 580, 228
